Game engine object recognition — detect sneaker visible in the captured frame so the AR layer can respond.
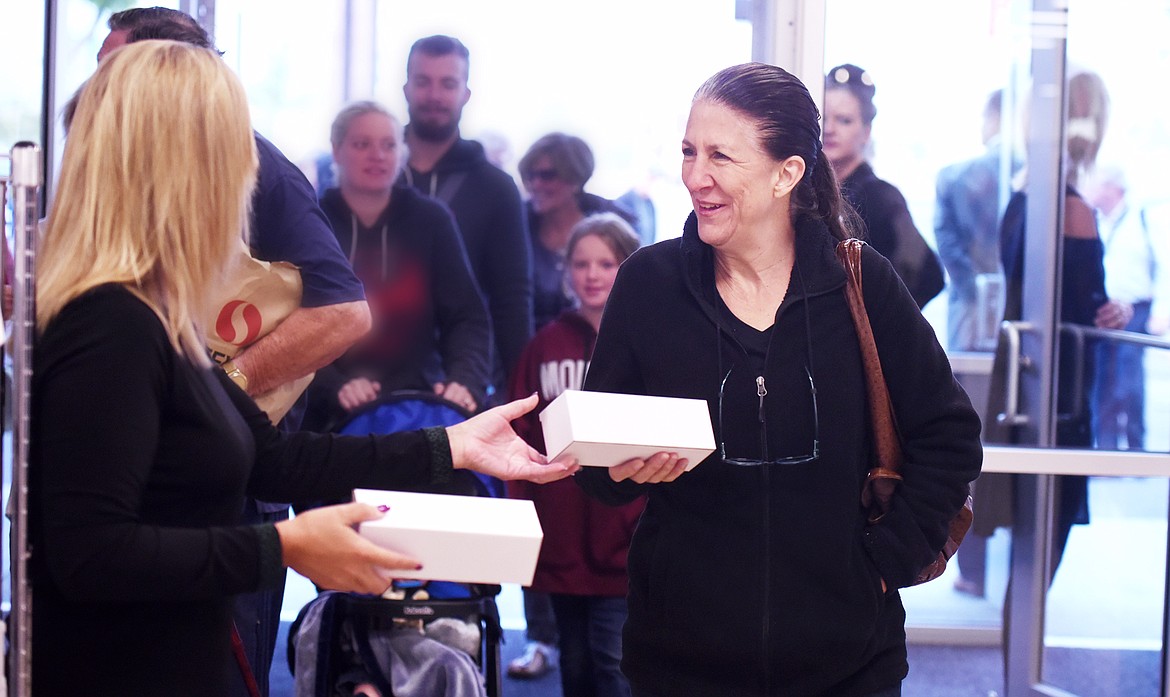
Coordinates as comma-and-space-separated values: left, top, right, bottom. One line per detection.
507, 641, 557, 679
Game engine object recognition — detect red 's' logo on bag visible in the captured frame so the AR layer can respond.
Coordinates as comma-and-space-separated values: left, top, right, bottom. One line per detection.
216, 300, 263, 346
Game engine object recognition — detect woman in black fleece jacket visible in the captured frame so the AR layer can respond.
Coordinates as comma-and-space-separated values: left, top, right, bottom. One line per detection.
307, 101, 491, 430
575, 63, 982, 697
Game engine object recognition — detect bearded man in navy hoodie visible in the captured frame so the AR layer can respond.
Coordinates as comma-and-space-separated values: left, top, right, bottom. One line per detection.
399, 35, 534, 403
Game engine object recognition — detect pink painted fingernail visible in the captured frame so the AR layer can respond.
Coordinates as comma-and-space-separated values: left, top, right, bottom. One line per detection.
377, 505, 390, 513
414, 564, 424, 570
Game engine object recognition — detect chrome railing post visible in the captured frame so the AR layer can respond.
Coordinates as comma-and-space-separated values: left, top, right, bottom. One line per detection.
8, 141, 42, 697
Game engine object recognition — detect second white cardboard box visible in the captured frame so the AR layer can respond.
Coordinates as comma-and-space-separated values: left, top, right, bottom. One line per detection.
353, 488, 543, 586
539, 389, 715, 470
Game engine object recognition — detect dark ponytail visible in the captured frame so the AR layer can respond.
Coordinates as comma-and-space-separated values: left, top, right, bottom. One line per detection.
806, 145, 860, 241
695, 62, 858, 242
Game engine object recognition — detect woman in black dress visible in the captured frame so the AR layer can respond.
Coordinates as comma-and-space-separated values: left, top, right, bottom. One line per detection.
823, 63, 944, 308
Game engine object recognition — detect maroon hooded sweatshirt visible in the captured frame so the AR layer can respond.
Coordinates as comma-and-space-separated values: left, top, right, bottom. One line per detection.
507, 310, 645, 596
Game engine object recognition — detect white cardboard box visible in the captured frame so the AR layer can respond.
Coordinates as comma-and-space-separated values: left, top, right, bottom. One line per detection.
352, 488, 543, 586
538, 389, 715, 470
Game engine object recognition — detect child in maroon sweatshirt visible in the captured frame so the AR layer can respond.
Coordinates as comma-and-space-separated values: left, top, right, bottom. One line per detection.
508, 213, 643, 697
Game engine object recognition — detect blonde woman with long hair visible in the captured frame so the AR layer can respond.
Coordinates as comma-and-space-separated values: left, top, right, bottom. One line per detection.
31, 40, 575, 697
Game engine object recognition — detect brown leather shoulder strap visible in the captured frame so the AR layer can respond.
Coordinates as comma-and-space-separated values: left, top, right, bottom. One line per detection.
835, 239, 903, 476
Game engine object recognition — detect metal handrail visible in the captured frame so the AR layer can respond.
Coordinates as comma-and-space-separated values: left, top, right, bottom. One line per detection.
993, 320, 1170, 430
1061, 323, 1170, 351
1057, 323, 1170, 424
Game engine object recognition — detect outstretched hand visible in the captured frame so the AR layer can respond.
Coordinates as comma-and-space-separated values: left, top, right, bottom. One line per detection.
275, 502, 420, 595
446, 393, 579, 483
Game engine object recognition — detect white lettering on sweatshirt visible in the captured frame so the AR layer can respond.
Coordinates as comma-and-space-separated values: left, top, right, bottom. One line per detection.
539, 359, 589, 401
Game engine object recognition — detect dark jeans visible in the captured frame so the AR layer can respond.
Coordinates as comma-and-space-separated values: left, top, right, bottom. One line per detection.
522, 587, 559, 645
1093, 300, 1151, 450
550, 594, 630, 697
229, 503, 288, 697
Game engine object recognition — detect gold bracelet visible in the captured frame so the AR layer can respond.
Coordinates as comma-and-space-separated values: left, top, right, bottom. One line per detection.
222, 360, 249, 392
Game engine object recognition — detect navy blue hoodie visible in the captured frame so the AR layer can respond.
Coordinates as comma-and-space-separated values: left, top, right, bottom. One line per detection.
307, 186, 490, 430
400, 137, 533, 383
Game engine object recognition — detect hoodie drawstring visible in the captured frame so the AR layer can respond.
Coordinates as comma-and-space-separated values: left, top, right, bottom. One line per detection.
349, 215, 390, 281
402, 166, 439, 197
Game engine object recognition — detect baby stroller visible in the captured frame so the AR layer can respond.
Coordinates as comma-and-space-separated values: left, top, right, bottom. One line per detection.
288, 391, 505, 697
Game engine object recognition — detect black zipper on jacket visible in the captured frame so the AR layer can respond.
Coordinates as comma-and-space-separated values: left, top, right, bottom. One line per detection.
717, 275, 786, 696
767, 260, 815, 695
687, 227, 822, 695
758, 311, 779, 696
712, 286, 774, 694
761, 442, 772, 695
756, 376, 768, 456
750, 262, 815, 697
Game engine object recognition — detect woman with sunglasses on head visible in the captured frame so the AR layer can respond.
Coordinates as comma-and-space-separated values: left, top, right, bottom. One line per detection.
31, 41, 576, 697
823, 63, 944, 309
518, 133, 639, 332
575, 63, 982, 697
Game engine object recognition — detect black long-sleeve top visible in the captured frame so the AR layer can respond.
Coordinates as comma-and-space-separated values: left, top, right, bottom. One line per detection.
30, 284, 455, 697
842, 162, 945, 308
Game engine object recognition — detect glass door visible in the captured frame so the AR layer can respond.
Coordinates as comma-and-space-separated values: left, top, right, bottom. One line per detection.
822, 0, 1028, 640
1028, 2, 1170, 694
819, 1, 1170, 695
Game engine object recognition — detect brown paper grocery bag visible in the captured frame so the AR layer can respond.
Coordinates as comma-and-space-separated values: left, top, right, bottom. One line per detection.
205, 240, 314, 424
